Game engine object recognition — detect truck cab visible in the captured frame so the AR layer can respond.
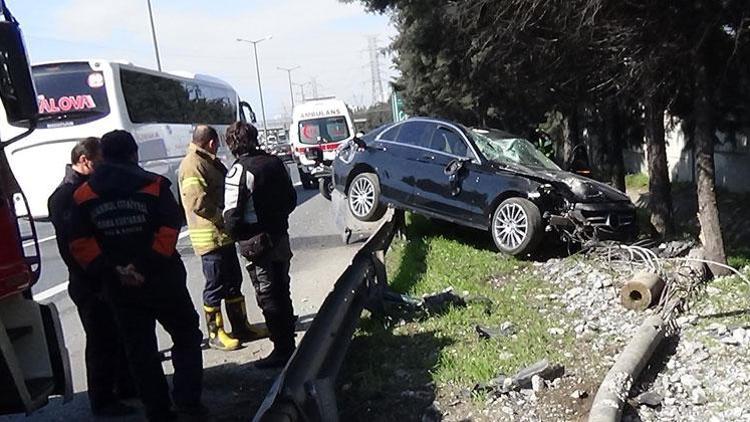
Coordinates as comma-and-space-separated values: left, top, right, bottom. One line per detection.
0, 9, 73, 415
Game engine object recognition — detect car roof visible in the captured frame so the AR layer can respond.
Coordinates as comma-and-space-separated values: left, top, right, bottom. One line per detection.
399, 117, 519, 139
403, 116, 459, 126
469, 127, 518, 139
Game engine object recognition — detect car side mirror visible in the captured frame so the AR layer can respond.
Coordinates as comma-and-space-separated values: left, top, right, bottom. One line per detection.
443, 158, 469, 196
0, 19, 37, 126
352, 134, 366, 149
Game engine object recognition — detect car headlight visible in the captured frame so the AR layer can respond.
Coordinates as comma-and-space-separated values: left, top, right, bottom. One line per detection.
562, 176, 603, 200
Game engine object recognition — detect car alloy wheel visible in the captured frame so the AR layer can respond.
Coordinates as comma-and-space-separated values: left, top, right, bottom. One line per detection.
349, 176, 376, 218
493, 202, 528, 250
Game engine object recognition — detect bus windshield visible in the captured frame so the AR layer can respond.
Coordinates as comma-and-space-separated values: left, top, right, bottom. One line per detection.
32, 62, 110, 128
298, 116, 349, 145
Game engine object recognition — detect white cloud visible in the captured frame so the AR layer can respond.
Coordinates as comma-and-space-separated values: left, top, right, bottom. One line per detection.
49, 0, 398, 118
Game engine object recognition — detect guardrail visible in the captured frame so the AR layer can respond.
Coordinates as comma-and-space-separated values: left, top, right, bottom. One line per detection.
253, 210, 404, 422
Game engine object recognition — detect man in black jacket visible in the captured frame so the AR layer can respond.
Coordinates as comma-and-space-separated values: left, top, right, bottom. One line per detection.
48, 137, 135, 417
68, 130, 204, 421
223, 122, 297, 368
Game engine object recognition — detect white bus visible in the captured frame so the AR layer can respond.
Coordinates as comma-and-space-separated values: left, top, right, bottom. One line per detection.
0, 60, 255, 218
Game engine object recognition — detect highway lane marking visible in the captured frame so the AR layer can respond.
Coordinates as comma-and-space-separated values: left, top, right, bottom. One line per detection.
23, 234, 57, 248
33, 281, 69, 302
31, 230, 191, 302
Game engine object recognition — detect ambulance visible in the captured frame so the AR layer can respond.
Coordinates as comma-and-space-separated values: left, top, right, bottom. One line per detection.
290, 97, 355, 189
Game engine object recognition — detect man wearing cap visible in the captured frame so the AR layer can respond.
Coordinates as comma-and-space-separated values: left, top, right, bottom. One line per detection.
178, 125, 265, 352
68, 130, 204, 421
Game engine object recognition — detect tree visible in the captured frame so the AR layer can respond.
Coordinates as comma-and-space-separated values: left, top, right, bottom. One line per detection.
350, 0, 749, 270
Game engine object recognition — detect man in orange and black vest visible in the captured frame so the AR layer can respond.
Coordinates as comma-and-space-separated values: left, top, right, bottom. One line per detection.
68, 130, 204, 421
48, 137, 136, 417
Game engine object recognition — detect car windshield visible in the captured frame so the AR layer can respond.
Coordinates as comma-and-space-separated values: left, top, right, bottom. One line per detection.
469, 128, 560, 170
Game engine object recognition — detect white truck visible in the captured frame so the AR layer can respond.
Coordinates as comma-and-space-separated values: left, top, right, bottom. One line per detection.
0, 4, 73, 415
290, 97, 355, 189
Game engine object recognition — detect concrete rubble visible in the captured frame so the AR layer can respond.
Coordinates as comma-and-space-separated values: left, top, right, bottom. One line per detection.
437, 252, 749, 422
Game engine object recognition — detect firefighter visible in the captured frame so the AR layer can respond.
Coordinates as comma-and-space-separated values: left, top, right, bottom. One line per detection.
68, 130, 204, 421
223, 122, 298, 369
178, 125, 266, 351
48, 137, 136, 417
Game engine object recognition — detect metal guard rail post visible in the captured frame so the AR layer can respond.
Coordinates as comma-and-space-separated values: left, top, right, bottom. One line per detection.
253, 210, 404, 422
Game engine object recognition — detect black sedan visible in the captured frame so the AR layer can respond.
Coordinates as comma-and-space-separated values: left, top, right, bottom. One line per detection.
332, 117, 637, 256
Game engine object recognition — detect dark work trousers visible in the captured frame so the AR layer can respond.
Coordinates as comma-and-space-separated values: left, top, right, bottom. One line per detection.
246, 233, 295, 352
105, 261, 203, 419
201, 244, 243, 306
68, 278, 135, 410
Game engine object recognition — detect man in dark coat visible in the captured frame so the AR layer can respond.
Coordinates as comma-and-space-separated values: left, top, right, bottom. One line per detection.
48, 137, 136, 417
68, 130, 204, 421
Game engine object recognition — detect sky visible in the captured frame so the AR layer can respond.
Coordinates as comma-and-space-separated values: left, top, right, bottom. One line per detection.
11, 0, 398, 121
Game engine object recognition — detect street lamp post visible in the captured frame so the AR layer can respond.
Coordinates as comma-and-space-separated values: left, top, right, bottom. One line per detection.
146, 0, 162, 71
277, 65, 300, 109
237, 36, 272, 141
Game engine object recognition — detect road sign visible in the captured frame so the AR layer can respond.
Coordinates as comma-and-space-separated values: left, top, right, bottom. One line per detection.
391, 92, 408, 122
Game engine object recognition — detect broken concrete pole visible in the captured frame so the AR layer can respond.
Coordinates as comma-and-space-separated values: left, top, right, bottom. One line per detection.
589, 315, 666, 422
620, 272, 664, 311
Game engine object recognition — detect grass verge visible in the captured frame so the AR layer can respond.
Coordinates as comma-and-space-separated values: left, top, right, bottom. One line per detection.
339, 215, 574, 420
625, 172, 649, 190
694, 267, 750, 329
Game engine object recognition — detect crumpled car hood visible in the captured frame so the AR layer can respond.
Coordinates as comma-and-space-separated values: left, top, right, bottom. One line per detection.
487, 162, 630, 203
534, 169, 631, 203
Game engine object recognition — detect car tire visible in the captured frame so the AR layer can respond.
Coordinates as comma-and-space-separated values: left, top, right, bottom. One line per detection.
490, 197, 543, 256
347, 173, 386, 222
319, 177, 333, 201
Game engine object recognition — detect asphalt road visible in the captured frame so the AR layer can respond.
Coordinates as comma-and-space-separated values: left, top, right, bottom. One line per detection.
2, 164, 383, 421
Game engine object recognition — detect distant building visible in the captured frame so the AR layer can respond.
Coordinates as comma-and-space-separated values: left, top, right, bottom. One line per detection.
624, 116, 750, 193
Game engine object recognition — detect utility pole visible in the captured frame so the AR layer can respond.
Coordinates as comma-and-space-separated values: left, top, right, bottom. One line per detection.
146, 0, 162, 71
367, 36, 384, 104
278, 65, 300, 108
237, 36, 272, 141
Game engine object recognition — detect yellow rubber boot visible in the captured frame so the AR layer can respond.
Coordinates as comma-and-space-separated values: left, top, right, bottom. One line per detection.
203, 305, 240, 351
225, 296, 268, 343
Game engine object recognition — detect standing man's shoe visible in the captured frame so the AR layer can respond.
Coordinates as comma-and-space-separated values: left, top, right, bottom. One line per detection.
225, 296, 268, 342
253, 347, 294, 369
203, 305, 240, 351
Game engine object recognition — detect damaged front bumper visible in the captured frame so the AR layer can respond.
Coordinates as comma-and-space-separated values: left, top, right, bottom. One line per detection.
548, 201, 637, 241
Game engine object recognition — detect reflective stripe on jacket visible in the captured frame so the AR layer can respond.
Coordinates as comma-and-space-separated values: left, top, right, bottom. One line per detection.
67, 162, 182, 279
178, 143, 233, 255
223, 150, 297, 240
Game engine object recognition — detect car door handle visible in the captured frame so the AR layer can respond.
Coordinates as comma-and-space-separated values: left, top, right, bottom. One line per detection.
419, 154, 435, 161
